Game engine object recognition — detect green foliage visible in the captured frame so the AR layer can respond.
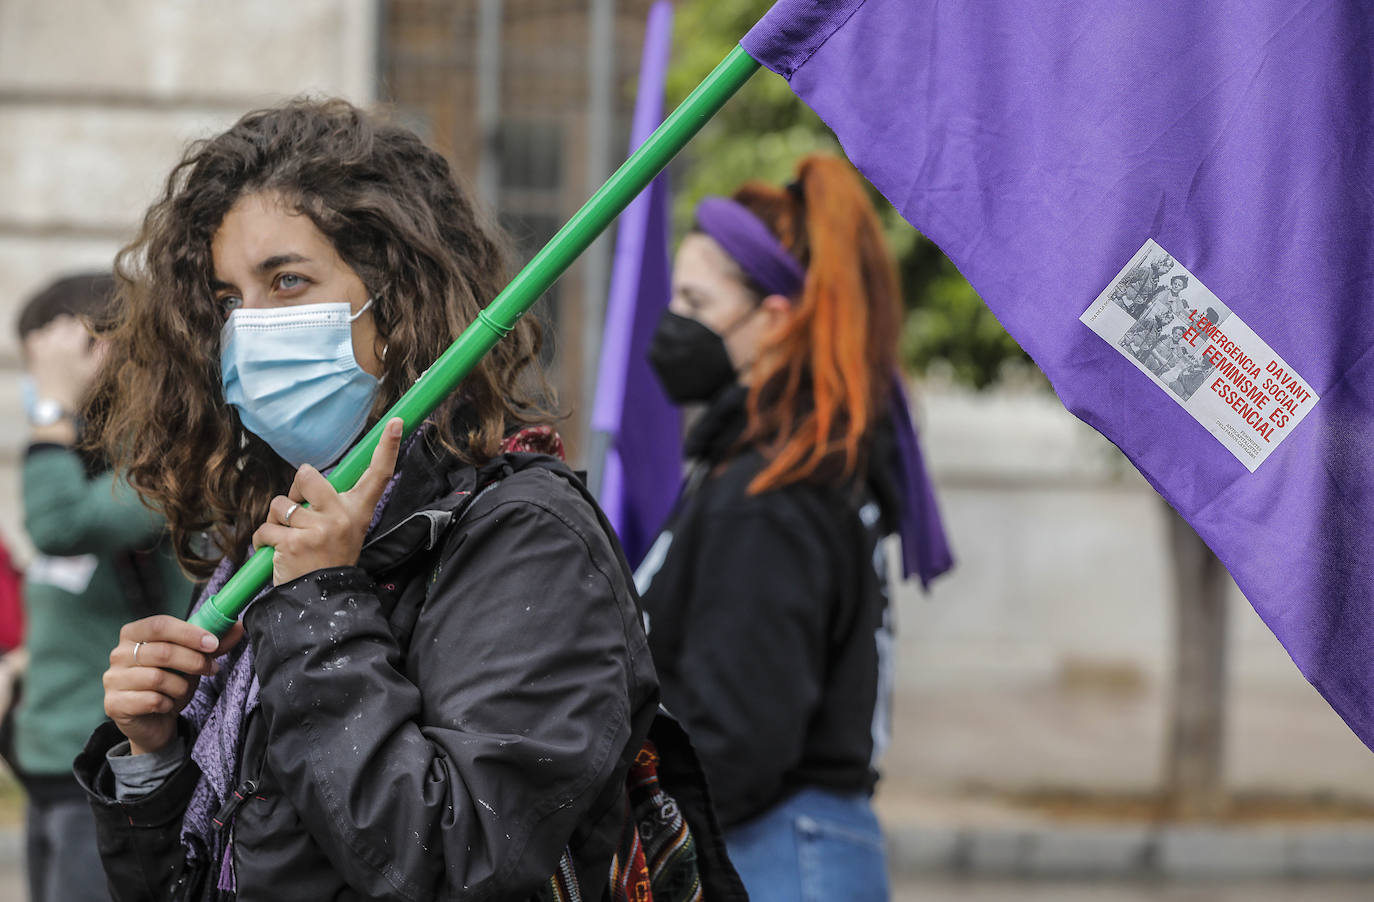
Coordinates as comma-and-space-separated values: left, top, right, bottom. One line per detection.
901, 258, 1030, 390
664, 1, 839, 234
665, 0, 1030, 389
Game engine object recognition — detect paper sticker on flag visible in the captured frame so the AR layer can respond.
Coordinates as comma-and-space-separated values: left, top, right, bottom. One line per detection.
1081, 239, 1318, 472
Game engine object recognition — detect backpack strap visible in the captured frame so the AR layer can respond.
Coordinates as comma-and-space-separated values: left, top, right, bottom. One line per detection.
413, 453, 746, 901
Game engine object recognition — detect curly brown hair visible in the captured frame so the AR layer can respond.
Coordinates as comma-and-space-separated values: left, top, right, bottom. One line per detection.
84, 98, 552, 578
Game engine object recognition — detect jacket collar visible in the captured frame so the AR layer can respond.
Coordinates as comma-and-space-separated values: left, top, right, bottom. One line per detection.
355, 426, 570, 576
683, 383, 750, 465
681, 380, 900, 528
356, 428, 481, 575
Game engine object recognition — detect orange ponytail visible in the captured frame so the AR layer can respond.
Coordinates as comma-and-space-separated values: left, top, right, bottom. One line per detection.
734, 154, 902, 495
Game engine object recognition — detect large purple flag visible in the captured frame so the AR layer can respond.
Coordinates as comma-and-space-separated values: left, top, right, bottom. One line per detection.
590, 0, 680, 567
743, 2, 1374, 747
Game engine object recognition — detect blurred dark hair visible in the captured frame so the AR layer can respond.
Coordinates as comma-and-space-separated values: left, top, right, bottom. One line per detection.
16, 273, 116, 339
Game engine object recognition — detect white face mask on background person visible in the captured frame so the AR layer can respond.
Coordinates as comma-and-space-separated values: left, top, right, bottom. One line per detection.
220, 299, 380, 469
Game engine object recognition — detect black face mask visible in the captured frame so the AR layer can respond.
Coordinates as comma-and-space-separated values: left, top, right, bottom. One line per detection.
648, 310, 740, 405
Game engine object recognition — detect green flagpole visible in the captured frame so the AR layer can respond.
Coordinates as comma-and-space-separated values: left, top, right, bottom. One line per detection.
189, 45, 761, 636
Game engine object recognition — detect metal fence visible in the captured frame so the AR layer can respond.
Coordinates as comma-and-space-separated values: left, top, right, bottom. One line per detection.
379, 0, 659, 455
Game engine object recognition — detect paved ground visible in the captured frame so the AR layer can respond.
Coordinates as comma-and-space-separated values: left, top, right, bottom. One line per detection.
1, 865, 1368, 902
893, 879, 1374, 901
0, 828, 1368, 900
0, 828, 20, 900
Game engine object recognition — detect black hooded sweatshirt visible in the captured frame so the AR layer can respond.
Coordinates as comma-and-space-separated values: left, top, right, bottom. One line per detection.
636, 384, 898, 828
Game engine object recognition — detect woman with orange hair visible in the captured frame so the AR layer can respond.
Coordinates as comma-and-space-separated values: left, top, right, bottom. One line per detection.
639, 155, 949, 901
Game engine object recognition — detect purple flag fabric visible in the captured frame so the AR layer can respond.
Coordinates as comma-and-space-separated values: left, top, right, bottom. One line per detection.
889, 375, 953, 588
590, 0, 681, 567
743, 1, 1374, 748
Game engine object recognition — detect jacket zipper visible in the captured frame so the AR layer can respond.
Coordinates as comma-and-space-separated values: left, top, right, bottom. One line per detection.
211, 779, 258, 830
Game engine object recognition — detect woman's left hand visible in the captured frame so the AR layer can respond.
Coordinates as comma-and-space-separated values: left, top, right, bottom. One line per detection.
253, 417, 404, 585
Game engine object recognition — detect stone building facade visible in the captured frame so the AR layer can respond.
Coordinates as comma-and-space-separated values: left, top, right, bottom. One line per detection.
0, 0, 379, 555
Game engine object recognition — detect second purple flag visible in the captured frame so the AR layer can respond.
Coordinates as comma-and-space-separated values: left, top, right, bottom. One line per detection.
590, 0, 681, 567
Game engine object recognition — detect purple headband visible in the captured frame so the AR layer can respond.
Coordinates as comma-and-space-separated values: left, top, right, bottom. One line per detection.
695, 196, 806, 299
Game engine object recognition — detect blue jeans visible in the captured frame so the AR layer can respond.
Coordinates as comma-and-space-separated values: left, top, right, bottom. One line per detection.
724, 787, 890, 902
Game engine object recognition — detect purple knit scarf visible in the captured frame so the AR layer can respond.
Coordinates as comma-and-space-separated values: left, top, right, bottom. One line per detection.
180, 467, 405, 892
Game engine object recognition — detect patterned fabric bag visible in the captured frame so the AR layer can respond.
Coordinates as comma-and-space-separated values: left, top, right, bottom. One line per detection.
542, 740, 703, 902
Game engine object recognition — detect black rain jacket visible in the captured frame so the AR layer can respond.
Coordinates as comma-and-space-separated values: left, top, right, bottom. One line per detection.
75, 438, 674, 901
637, 384, 898, 828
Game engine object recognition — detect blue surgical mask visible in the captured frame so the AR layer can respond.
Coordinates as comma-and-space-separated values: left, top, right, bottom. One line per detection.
220, 300, 380, 469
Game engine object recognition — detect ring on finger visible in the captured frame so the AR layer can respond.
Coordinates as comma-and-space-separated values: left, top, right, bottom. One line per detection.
283, 502, 300, 526
133, 640, 144, 667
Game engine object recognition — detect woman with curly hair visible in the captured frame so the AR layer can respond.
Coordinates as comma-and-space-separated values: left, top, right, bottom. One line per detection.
71, 98, 733, 902
638, 155, 946, 902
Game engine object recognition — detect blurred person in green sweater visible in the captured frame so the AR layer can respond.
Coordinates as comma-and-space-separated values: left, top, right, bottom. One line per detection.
15, 273, 191, 902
